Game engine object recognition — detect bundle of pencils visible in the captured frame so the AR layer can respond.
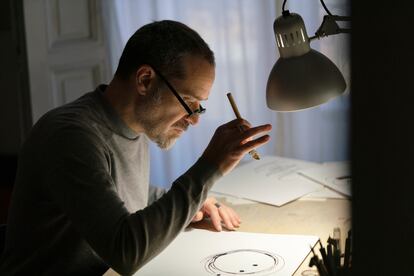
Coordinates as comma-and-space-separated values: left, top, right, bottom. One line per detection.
309, 229, 352, 276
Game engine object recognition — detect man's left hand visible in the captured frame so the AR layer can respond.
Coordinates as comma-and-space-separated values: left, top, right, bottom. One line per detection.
191, 197, 241, 231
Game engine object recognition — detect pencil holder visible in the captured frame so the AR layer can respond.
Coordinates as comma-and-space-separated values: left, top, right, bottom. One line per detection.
308, 229, 352, 276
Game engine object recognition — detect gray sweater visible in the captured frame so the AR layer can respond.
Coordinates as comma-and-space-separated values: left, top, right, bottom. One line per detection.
0, 85, 221, 275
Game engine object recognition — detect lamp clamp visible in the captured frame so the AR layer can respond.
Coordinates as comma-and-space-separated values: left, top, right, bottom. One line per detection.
310, 15, 351, 41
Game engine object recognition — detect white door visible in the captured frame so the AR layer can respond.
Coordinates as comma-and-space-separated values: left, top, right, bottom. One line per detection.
23, 0, 110, 123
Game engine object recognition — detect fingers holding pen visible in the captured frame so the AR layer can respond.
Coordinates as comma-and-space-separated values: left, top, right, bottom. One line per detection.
217, 118, 271, 137
221, 119, 271, 141
219, 118, 252, 131
202, 93, 272, 175
223, 123, 271, 153
201, 120, 272, 175
239, 134, 271, 153
238, 124, 272, 144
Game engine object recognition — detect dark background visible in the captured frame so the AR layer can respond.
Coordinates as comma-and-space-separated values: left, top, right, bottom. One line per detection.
351, 1, 414, 275
1, 0, 413, 274
0, 0, 31, 224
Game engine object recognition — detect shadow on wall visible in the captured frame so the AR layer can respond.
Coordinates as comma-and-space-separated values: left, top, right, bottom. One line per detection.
0, 155, 18, 224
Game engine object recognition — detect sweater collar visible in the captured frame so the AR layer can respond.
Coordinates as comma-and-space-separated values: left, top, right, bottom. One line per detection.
94, 84, 140, 140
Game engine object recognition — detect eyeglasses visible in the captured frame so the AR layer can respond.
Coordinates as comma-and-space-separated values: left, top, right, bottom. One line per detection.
151, 66, 206, 117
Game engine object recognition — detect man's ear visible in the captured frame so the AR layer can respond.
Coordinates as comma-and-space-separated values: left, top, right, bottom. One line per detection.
135, 65, 155, 96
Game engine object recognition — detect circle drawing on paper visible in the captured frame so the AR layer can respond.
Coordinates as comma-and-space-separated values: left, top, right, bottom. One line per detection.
203, 249, 285, 275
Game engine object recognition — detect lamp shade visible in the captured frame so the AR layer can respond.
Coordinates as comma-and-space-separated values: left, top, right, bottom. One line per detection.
266, 12, 346, 111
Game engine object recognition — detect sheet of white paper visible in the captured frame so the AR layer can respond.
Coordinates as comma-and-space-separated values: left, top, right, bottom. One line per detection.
209, 191, 256, 206
211, 156, 323, 206
297, 161, 351, 197
135, 229, 318, 276
299, 187, 346, 200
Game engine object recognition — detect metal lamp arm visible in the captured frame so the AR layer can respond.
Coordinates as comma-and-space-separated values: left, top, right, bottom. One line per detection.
309, 15, 351, 41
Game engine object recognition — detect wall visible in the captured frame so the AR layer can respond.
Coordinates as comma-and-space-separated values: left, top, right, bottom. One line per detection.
0, 0, 31, 155
0, 0, 31, 223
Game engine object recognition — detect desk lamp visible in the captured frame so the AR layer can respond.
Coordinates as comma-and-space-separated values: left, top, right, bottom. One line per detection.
266, 0, 350, 111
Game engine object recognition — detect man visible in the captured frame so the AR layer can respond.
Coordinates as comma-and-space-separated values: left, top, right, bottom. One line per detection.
0, 20, 271, 275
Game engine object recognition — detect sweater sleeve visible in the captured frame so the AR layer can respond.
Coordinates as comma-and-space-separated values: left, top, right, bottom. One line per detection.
43, 127, 222, 275
147, 185, 167, 205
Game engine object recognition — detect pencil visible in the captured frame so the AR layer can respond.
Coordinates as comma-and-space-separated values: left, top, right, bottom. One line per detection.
226, 92, 260, 160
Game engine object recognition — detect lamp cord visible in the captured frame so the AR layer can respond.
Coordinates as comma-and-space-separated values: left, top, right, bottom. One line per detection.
282, 0, 287, 13
282, 0, 334, 16
319, 0, 333, 15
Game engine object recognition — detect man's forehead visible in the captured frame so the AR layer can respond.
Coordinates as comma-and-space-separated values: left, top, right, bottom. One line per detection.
182, 55, 215, 78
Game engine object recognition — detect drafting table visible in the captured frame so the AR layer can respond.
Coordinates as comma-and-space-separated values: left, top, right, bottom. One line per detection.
103, 192, 351, 276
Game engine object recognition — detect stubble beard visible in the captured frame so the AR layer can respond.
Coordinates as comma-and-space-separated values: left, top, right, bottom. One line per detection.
136, 86, 189, 150
147, 126, 179, 150
154, 120, 190, 149
140, 115, 189, 150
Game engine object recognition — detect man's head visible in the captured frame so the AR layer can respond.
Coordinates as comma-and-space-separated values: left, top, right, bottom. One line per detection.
114, 20, 215, 149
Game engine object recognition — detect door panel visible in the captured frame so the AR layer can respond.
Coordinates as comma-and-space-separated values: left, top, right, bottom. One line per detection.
24, 0, 110, 123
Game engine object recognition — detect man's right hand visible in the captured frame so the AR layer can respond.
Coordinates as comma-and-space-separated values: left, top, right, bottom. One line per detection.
201, 119, 272, 175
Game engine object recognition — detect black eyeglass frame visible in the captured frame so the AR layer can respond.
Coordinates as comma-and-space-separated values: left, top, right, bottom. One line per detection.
150, 66, 206, 117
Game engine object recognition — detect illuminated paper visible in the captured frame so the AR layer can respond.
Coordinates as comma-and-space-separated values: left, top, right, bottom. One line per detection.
135, 229, 318, 276
211, 156, 322, 206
